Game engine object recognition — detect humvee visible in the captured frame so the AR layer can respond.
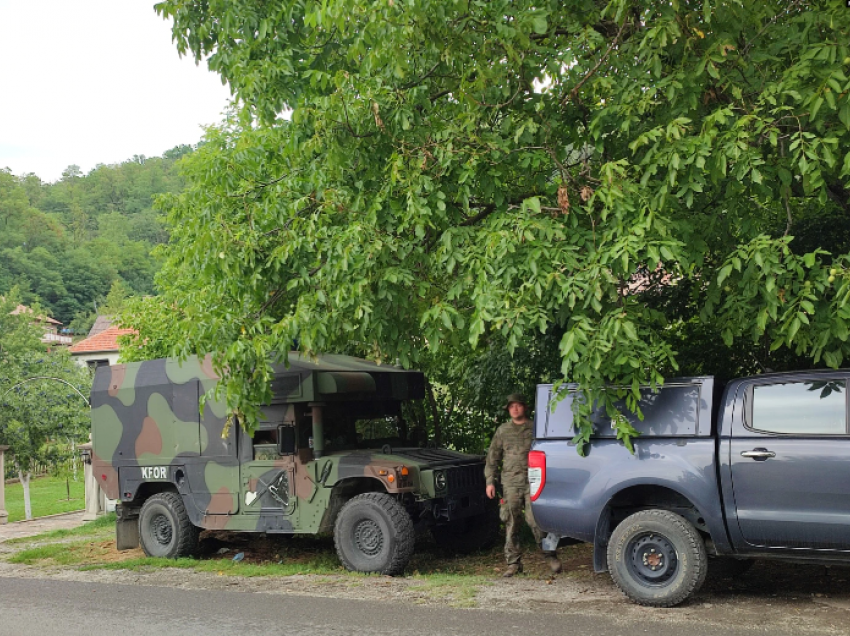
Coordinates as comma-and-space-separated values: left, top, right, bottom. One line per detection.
91, 354, 495, 574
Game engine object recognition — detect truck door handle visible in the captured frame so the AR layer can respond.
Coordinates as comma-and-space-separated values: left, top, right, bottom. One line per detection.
740, 448, 775, 460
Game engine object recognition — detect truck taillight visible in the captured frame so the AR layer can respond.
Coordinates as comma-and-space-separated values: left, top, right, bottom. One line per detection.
528, 450, 546, 501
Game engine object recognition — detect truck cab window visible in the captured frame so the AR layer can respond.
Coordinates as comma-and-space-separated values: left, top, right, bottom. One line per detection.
751, 380, 847, 435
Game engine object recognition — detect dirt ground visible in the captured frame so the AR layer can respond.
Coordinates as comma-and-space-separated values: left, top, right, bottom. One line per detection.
2, 531, 850, 635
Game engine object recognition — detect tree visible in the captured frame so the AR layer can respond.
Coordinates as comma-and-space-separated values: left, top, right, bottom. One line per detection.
0, 293, 91, 519
0, 290, 43, 362
135, 0, 850, 450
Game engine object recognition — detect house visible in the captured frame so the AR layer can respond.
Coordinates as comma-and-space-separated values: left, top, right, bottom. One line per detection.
69, 326, 136, 369
10, 303, 72, 346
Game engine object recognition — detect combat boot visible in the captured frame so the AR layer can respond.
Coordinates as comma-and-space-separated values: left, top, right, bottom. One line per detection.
502, 563, 523, 577
544, 553, 562, 574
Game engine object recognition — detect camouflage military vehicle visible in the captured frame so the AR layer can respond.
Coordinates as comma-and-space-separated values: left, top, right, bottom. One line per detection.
91, 354, 494, 574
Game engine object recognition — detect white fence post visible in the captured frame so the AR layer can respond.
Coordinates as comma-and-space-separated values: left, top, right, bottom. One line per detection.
79, 443, 102, 521
0, 445, 8, 525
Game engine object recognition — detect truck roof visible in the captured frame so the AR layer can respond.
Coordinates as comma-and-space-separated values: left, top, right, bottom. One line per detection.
92, 353, 426, 405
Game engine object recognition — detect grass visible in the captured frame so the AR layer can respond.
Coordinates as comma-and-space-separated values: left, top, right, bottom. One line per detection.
4, 512, 115, 545
409, 573, 492, 608
7, 524, 495, 608
3, 511, 582, 609
3, 475, 85, 522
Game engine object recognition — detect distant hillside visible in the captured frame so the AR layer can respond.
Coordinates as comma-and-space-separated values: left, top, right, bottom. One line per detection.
0, 145, 192, 327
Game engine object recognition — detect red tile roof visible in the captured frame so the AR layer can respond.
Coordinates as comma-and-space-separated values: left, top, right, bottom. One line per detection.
69, 326, 136, 354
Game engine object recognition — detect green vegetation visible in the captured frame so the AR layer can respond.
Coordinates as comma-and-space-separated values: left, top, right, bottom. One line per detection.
7, 534, 491, 606
120, 0, 850, 452
0, 299, 91, 519
6, 525, 496, 607
3, 513, 576, 607
0, 146, 190, 328
4, 511, 114, 544
410, 574, 491, 608
3, 475, 85, 523
76, 555, 344, 577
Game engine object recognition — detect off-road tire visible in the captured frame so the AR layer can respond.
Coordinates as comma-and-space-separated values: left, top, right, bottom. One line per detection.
431, 501, 499, 554
607, 509, 707, 607
334, 492, 415, 575
138, 492, 200, 559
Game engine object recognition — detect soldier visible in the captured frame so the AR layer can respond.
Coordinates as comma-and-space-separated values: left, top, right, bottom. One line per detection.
485, 393, 562, 577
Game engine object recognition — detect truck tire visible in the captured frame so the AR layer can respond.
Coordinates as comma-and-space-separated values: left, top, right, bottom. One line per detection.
138, 492, 200, 559
607, 509, 707, 607
431, 503, 499, 554
334, 492, 415, 575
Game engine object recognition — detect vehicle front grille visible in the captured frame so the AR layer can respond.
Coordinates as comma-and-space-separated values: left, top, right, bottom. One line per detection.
445, 464, 485, 493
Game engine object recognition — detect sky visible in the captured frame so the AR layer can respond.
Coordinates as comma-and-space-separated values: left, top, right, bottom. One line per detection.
0, 1, 232, 183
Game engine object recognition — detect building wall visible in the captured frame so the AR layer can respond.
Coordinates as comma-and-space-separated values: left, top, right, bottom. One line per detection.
71, 352, 121, 369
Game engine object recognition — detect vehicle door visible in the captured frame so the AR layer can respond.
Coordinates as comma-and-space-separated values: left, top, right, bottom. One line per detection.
729, 376, 850, 550
239, 405, 298, 522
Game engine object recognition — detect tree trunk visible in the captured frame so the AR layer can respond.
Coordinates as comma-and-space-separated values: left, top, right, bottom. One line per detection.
425, 379, 442, 447
18, 470, 32, 521
70, 438, 78, 481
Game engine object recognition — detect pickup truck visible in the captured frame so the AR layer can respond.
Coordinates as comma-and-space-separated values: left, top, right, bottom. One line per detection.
529, 371, 850, 607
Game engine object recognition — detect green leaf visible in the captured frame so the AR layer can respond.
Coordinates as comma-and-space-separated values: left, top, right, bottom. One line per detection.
532, 15, 547, 34
811, 96, 824, 120
840, 103, 850, 130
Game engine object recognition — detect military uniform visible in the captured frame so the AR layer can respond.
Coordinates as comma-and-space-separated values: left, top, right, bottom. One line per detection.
485, 396, 560, 574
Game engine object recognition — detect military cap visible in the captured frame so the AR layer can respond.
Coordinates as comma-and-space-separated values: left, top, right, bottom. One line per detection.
504, 393, 527, 410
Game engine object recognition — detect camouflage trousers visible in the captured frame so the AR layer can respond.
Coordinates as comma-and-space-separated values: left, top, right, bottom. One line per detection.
500, 486, 549, 565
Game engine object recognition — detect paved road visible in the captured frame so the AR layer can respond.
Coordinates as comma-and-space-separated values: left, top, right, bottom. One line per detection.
0, 577, 794, 636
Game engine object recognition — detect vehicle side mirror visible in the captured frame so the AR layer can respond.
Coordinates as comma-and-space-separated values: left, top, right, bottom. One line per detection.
278, 425, 296, 456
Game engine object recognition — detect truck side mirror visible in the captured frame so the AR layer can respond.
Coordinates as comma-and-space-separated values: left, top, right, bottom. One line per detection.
278, 425, 296, 456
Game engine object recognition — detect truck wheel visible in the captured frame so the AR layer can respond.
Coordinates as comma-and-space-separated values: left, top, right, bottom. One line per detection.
431, 503, 499, 554
607, 509, 707, 607
139, 492, 200, 559
334, 492, 415, 575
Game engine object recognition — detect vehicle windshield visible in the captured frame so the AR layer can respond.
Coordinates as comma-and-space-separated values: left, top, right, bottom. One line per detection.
323, 402, 412, 450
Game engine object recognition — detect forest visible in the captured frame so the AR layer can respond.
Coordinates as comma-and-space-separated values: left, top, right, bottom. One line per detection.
0, 145, 192, 331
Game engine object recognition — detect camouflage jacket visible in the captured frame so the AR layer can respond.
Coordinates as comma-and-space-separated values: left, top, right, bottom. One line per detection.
484, 419, 534, 490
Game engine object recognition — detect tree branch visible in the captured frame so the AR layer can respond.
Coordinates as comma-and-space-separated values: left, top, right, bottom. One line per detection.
461, 204, 497, 226
399, 60, 442, 90
561, 20, 627, 106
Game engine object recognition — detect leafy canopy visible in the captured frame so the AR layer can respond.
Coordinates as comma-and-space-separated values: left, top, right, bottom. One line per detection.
133, 0, 850, 451
0, 293, 91, 476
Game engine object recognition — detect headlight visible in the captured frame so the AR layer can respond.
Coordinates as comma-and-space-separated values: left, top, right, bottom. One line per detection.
434, 471, 447, 490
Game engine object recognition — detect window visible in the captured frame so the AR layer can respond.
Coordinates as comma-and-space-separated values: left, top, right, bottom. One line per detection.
751, 380, 847, 435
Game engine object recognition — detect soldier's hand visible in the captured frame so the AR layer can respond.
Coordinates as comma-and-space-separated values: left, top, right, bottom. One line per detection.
486, 484, 496, 499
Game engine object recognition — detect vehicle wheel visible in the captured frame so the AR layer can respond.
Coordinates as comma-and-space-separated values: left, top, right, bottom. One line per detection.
431, 502, 499, 554
334, 492, 415, 575
708, 556, 755, 579
607, 509, 707, 607
139, 492, 200, 559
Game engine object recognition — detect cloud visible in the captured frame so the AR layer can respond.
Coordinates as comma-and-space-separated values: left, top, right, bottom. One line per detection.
0, 0, 231, 181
